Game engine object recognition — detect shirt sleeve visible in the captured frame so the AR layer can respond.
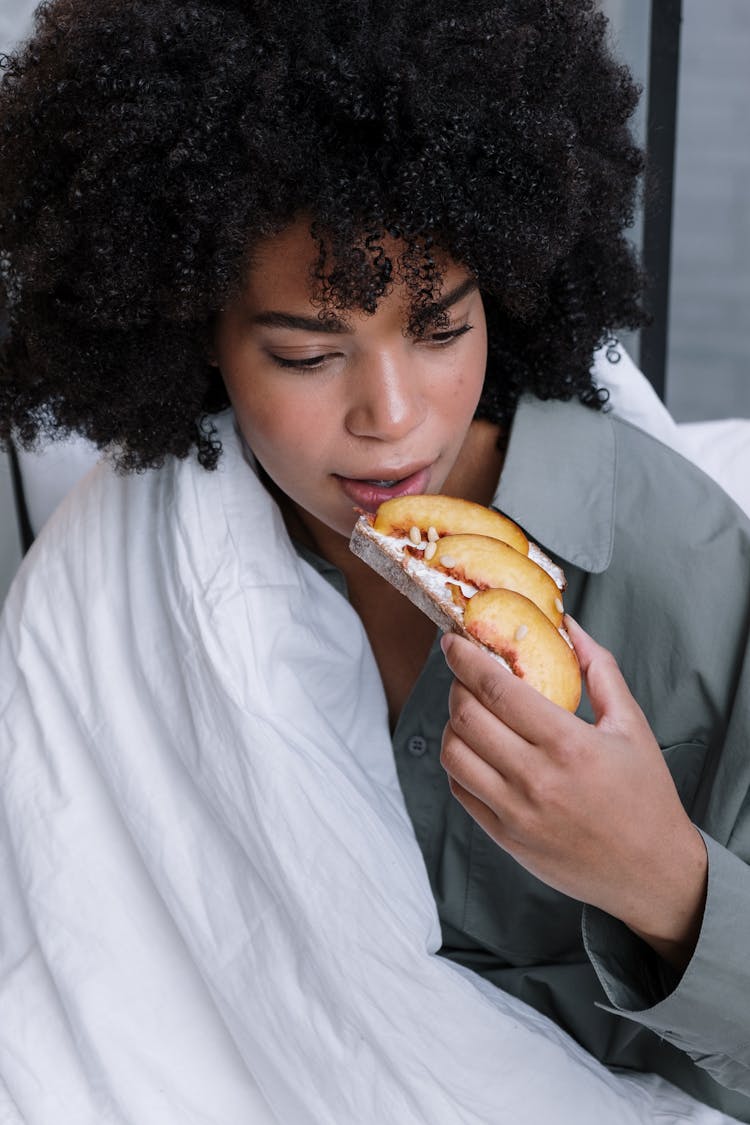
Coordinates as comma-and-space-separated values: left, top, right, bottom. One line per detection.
582, 831, 750, 1095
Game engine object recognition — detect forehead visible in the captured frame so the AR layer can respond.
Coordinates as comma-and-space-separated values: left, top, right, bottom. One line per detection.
245, 222, 323, 302
242, 218, 469, 311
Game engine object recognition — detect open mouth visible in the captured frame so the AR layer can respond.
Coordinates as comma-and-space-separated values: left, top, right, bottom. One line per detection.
336, 466, 433, 512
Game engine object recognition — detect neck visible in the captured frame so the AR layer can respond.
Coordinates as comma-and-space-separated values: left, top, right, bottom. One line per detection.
442, 418, 507, 507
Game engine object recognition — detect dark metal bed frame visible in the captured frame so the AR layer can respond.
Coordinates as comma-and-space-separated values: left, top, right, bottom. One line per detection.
640, 0, 683, 402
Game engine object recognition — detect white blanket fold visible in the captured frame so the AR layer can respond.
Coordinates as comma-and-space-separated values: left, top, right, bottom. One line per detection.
0, 414, 737, 1124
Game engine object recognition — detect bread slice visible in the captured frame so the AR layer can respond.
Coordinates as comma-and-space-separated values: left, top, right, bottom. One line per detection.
349, 507, 581, 712
350, 515, 487, 641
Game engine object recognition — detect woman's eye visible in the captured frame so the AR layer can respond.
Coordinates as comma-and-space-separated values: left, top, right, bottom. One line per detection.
424, 323, 474, 347
270, 353, 332, 370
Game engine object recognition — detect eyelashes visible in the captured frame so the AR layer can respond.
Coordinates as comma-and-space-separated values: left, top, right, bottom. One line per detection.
269, 323, 474, 372
270, 353, 333, 370
427, 323, 474, 346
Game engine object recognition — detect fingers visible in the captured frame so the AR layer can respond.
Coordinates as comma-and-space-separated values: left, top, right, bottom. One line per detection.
447, 776, 505, 846
441, 620, 648, 751
564, 615, 645, 730
441, 718, 510, 809
446, 677, 528, 771
440, 632, 572, 746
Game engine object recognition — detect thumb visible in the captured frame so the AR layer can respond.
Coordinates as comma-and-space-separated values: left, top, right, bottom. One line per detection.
564, 615, 638, 728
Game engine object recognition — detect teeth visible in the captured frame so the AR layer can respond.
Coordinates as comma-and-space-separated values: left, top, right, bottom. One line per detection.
367, 479, 399, 487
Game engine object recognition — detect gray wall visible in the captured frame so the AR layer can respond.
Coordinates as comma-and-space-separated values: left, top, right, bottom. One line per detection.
0, 0, 37, 48
600, 0, 750, 422
0, 455, 21, 604
667, 0, 750, 421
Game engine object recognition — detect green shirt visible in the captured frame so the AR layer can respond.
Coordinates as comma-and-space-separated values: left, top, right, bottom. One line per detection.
303, 395, 750, 1121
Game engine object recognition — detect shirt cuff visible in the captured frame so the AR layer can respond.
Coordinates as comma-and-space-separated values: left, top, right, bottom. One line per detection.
582, 831, 750, 1092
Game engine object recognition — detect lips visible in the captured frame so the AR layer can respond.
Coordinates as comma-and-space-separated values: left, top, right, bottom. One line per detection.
336, 465, 432, 512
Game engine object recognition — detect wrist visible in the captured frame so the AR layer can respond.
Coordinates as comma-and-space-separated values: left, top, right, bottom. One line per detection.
625, 825, 708, 972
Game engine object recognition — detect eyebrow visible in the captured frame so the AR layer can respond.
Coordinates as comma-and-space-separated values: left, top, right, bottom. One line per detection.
250, 278, 479, 334
433, 277, 479, 311
250, 310, 349, 333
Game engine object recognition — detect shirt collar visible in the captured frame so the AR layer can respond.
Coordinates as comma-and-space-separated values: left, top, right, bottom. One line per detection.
493, 395, 616, 574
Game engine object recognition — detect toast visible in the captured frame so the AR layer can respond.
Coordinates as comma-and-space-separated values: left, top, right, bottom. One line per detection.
349, 495, 581, 712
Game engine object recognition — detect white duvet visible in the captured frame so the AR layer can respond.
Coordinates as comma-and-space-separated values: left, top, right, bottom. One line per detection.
0, 413, 739, 1124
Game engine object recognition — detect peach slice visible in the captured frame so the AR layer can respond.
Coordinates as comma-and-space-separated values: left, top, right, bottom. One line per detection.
425, 535, 564, 627
373, 495, 528, 554
463, 588, 581, 712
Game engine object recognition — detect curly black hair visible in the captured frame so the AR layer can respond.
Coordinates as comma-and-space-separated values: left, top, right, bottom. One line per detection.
0, 0, 645, 470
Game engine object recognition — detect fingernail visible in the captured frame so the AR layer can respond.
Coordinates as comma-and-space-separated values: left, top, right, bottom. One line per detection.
440, 632, 452, 656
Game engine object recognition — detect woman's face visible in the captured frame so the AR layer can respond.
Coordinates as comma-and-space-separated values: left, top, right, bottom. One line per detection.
214, 220, 488, 541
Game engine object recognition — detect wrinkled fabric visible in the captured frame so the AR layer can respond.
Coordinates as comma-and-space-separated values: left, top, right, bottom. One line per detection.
0, 412, 740, 1124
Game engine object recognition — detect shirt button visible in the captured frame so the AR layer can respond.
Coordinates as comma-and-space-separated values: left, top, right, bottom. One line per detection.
407, 735, 428, 758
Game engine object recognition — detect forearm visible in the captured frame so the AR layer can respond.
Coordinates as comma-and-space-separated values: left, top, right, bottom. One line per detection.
583, 831, 750, 1095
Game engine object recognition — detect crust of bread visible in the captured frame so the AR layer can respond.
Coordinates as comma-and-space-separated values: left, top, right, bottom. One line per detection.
349, 516, 499, 662
349, 513, 581, 712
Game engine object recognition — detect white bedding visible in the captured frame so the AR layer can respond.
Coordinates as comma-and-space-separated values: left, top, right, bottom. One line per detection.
0, 412, 739, 1124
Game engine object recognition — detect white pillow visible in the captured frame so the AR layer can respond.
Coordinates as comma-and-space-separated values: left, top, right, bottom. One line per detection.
593, 340, 750, 518
16, 437, 100, 538
676, 418, 750, 517
591, 339, 685, 453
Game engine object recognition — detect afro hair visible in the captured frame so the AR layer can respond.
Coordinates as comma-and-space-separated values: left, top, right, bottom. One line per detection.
0, 0, 646, 470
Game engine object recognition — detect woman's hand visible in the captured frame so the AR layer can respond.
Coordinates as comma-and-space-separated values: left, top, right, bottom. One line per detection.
440, 617, 708, 971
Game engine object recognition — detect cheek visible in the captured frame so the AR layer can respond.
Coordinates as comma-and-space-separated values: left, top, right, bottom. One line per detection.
234, 396, 296, 461
452, 327, 489, 412
227, 379, 328, 474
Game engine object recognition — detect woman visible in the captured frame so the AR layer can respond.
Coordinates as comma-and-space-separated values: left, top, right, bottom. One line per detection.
1, 1, 749, 1121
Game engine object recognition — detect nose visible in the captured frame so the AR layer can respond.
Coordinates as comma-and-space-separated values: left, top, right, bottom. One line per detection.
344, 349, 426, 441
